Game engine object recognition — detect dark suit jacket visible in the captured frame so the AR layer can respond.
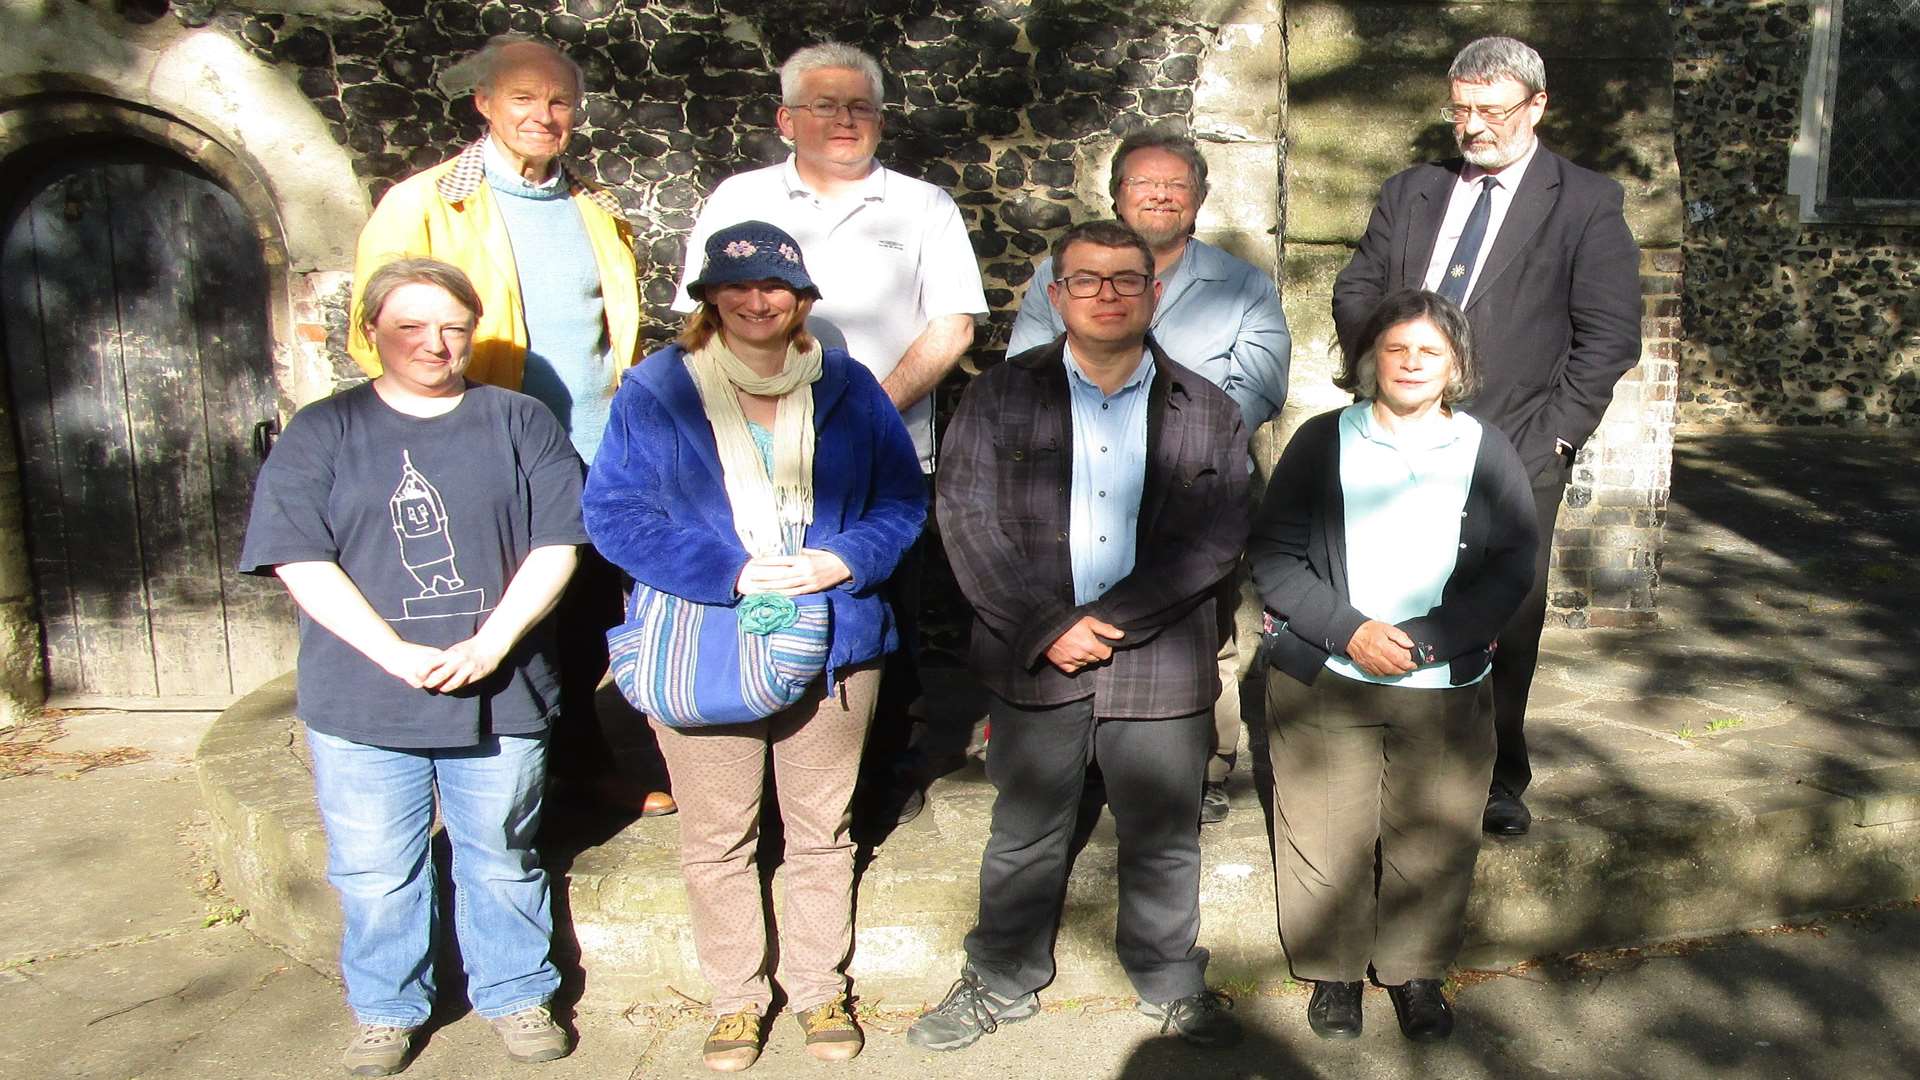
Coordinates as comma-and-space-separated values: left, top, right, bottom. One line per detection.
1331, 147, 1643, 482
937, 335, 1249, 719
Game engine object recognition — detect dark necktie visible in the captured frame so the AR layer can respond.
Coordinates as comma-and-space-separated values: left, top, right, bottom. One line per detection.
1437, 176, 1498, 306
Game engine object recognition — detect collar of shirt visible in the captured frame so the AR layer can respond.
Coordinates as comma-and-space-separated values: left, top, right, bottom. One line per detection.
779, 154, 887, 207
481, 135, 565, 193
1063, 341, 1155, 398
1348, 401, 1466, 453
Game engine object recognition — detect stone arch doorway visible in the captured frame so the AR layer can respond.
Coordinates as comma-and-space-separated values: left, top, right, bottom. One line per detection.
0, 139, 297, 700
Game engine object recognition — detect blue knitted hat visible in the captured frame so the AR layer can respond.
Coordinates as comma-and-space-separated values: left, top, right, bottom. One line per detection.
687, 220, 821, 301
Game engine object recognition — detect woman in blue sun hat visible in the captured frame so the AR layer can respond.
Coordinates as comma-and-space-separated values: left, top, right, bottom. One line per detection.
583, 219, 924, 1071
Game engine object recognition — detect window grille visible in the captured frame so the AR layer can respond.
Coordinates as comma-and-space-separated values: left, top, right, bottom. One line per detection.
1790, 0, 1920, 223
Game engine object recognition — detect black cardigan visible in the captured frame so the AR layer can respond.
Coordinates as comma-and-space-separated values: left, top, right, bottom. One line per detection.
1248, 406, 1540, 687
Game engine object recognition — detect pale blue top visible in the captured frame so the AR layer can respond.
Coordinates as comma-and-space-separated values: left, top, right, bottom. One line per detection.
484, 142, 616, 461
1009, 238, 1291, 431
1064, 344, 1155, 605
1326, 402, 1488, 688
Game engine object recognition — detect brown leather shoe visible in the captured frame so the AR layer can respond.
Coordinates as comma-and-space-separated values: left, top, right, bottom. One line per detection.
640, 790, 677, 817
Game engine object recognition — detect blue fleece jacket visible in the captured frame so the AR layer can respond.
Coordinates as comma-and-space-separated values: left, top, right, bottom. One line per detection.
583, 344, 927, 680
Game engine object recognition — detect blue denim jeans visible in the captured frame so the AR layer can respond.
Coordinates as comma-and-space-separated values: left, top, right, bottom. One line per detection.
307, 729, 559, 1027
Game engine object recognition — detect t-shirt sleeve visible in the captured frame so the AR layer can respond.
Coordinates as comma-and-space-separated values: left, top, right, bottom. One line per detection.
919, 189, 989, 320
236, 402, 343, 574
515, 397, 590, 548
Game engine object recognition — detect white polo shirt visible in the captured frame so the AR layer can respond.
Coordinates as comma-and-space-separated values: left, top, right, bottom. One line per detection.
675, 155, 988, 472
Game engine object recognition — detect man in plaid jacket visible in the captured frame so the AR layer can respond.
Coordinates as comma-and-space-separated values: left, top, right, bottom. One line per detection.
911, 219, 1249, 1052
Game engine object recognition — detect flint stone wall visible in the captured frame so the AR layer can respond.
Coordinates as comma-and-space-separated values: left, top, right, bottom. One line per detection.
1673, 0, 1920, 427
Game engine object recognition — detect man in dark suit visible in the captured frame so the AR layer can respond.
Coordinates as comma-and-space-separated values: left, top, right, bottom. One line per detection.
1332, 36, 1643, 836
909, 220, 1248, 1052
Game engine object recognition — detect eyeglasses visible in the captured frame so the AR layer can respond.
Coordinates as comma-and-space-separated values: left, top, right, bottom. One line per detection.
1055, 271, 1153, 298
1439, 98, 1535, 125
797, 99, 880, 122
1120, 176, 1195, 195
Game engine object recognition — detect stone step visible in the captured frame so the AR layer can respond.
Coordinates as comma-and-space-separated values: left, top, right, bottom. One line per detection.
200, 670, 1920, 1012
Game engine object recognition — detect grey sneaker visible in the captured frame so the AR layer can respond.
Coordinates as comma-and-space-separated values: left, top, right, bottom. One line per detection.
905, 967, 1039, 1051
489, 1004, 571, 1063
1138, 990, 1243, 1047
1200, 781, 1231, 824
341, 1024, 415, 1076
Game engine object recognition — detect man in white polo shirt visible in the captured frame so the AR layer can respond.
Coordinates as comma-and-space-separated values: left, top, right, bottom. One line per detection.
676, 41, 987, 828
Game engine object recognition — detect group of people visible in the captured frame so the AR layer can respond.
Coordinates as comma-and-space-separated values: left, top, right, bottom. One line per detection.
238, 29, 1642, 1078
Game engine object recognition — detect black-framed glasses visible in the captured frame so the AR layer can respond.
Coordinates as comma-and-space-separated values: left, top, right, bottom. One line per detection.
1055, 271, 1152, 298
798, 99, 880, 122
1439, 98, 1535, 125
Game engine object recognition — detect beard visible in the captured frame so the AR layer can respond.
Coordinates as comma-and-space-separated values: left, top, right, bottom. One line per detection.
1458, 129, 1532, 171
1129, 214, 1189, 251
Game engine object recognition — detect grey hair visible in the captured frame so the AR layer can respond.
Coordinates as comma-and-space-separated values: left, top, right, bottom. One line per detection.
1447, 36, 1547, 97
779, 42, 886, 107
442, 34, 584, 98
1107, 130, 1210, 204
1336, 289, 1480, 408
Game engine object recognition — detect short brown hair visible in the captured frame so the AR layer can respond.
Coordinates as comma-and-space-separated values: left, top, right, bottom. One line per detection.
1049, 219, 1155, 277
357, 257, 484, 331
1336, 289, 1481, 407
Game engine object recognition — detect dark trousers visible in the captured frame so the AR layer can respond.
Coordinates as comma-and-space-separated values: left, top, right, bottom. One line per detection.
860, 475, 934, 782
1266, 673, 1495, 984
546, 543, 623, 778
1489, 478, 1565, 796
963, 695, 1212, 1005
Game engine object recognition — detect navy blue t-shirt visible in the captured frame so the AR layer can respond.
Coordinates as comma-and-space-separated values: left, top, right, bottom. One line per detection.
239, 382, 588, 747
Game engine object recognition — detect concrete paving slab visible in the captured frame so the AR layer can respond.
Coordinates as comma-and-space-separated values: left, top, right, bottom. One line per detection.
0, 770, 212, 964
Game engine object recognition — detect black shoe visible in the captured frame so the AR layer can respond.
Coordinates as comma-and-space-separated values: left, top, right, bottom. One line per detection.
1306, 980, 1363, 1039
1137, 990, 1243, 1048
1384, 979, 1454, 1042
1199, 781, 1230, 825
1483, 784, 1531, 835
906, 967, 1039, 1051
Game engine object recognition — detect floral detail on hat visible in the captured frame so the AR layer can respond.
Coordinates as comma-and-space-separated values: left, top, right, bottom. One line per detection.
778, 243, 801, 264
724, 240, 758, 258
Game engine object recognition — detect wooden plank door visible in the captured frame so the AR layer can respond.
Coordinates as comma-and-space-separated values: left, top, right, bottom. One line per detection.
0, 148, 297, 699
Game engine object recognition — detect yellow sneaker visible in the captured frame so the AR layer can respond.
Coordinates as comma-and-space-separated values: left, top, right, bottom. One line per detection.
795, 995, 864, 1062
701, 1009, 763, 1072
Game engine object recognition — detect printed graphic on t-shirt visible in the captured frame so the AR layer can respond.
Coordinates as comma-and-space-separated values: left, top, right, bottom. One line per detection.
388, 451, 490, 620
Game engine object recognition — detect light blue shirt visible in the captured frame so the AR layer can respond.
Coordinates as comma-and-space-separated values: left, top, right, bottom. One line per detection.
1010, 238, 1291, 431
483, 139, 616, 462
1326, 403, 1487, 688
1064, 344, 1155, 605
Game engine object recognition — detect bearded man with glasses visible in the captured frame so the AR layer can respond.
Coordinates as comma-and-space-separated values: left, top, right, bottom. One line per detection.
1009, 129, 1292, 829
677, 42, 988, 833
1332, 36, 1642, 838
913, 219, 1250, 1053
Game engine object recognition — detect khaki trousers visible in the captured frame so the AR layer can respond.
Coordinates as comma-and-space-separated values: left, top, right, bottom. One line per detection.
651, 663, 880, 1016
1266, 671, 1494, 985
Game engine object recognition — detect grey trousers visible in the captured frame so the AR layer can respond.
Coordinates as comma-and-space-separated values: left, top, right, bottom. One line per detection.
1266, 671, 1495, 985
964, 695, 1212, 1005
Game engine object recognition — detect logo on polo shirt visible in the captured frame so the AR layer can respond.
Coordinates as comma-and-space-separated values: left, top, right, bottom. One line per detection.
876, 239, 906, 252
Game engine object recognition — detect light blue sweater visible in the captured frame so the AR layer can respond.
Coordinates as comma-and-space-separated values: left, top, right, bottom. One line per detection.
485, 153, 616, 461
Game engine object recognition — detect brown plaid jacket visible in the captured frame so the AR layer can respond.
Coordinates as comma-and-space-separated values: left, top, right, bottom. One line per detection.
937, 335, 1250, 718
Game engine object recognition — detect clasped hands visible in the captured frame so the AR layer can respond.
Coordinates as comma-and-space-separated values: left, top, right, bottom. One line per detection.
375, 636, 510, 693
736, 548, 853, 597
1045, 615, 1126, 675
1345, 619, 1422, 677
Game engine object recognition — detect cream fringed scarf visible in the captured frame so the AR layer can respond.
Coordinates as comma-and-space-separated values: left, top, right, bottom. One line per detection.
684, 336, 824, 557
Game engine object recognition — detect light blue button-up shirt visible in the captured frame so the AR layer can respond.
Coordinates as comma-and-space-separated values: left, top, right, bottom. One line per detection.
1326, 403, 1486, 688
1010, 237, 1291, 431
1064, 344, 1155, 605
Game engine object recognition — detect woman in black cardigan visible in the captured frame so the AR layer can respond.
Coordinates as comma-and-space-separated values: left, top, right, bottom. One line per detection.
1249, 289, 1538, 1044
